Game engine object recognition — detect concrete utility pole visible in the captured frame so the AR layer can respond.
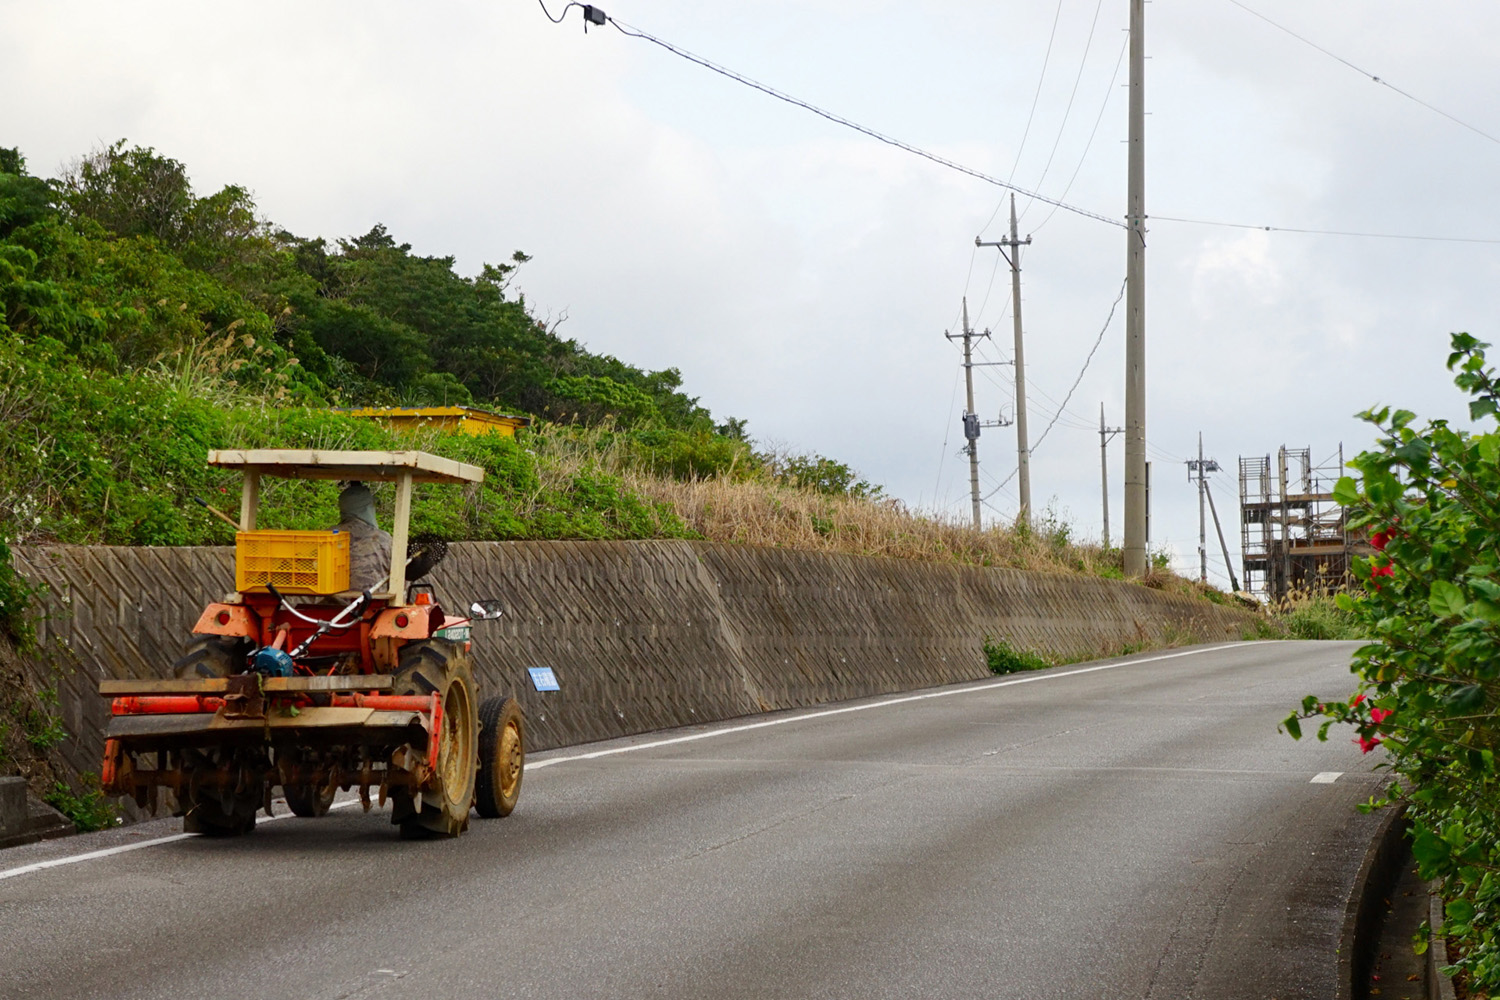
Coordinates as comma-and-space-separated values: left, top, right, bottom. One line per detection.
1122, 0, 1149, 577
1099, 403, 1123, 547
945, 299, 1010, 530
975, 194, 1034, 521
1186, 432, 1223, 585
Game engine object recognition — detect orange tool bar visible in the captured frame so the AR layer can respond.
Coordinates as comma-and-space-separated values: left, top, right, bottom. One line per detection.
112, 695, 225, 715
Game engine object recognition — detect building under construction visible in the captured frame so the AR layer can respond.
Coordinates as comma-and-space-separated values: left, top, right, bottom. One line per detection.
1239, 446, 1371, 602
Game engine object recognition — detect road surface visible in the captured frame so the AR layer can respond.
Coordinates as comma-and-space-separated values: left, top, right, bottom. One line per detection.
0, 640, 1382, 999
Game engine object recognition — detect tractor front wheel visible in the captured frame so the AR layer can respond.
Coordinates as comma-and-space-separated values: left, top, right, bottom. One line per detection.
284, 784, 335, 818
391, 641, 477, 839
476, 696, 524, 818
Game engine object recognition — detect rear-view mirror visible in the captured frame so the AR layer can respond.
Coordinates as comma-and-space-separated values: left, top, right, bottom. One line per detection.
469, 600, 504, 621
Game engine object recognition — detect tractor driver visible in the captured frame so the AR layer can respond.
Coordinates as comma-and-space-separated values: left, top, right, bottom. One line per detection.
332, 481, 392, 592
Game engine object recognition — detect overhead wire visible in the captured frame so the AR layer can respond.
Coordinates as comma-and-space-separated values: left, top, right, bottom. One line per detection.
1026, 277, 1126, 454
976, 277, 1127, 503
975, 0, 1066, 240
537, 0, 576, 23
1018, 0, 1107, 223
1221, 0, 1500, 149
1152, 214, 1500, 245
932, 364, 964, 507
598, 14, 1125, 229
1031, 33, 1129, 234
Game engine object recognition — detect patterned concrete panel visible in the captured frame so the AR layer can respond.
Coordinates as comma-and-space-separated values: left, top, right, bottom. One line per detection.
11, 541, 1260, 807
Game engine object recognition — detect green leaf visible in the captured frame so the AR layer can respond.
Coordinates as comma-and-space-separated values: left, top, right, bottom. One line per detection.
1335, 592, 1355, 612
1470, 397, 1498, 421
1411, 829, 1450, 867
1478, 434, 1500, 465
1332, 476, 1362, 506
1445, 898, 1475, 924
1282, 714, 1302, 740
1443, 684, 1486, 713
1429, 579, 1467, 618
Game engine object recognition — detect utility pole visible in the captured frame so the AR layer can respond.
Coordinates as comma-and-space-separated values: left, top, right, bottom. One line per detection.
1186, 432, 1222, 585
1099, 403, 1123, 547
1122, 0, 1148, 577
975, 194, 1033, 521
945, 298, 1010, 530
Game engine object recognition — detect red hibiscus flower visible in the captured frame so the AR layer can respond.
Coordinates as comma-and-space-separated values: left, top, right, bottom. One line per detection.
1356, 735, 1382, 753
1370, 707, 1393, 724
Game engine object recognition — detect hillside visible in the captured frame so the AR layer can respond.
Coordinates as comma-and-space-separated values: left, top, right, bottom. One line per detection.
0, 140, 1221, 648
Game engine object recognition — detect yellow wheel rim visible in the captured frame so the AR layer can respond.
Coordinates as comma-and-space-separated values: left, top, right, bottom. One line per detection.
498, 717, 522, 802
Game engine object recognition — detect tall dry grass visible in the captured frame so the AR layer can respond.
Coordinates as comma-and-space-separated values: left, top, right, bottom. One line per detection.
523, 421, 1233, 600
629, 474, 1124, 575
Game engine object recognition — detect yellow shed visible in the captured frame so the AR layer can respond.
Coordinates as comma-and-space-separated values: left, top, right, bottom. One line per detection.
345, 406, 532, 438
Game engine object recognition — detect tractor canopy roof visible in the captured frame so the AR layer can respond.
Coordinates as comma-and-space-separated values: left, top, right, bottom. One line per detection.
207, 449, 484, 486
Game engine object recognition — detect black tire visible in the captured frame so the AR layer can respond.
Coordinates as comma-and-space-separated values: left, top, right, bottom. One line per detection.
172, 635, 252, 679
391, 641, 477, 838
179, 750, 259, 837
476, 696, 524, 818
284, 784, 335, 818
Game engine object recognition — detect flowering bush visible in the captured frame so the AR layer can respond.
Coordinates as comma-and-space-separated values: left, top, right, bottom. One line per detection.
1284, 332, 1500, 991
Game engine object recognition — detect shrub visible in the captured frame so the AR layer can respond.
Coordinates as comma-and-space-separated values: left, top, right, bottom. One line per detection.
984, 636, 1052, 675
1283, 332, 1500, 992
1275, 593, 1367, 641
44, 777, 118, 832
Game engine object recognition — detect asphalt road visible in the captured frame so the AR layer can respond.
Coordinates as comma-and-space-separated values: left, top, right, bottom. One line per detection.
0, 640, 1383, 1000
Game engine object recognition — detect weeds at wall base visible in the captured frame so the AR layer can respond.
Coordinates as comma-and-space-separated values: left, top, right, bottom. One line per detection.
43, 777, 118, 832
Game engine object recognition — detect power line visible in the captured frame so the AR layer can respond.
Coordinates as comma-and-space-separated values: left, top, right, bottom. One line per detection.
1221, 0, 1500, 149
976, 0, 1066, 239
1152, 214, 1500, 245
537, 0, 577, 24
977, 277, 1127, 503
1027, 277, 1126, 453
1019, 0, 1108, 223
1032, 33, 1129, 234
594, 14, 1126, 229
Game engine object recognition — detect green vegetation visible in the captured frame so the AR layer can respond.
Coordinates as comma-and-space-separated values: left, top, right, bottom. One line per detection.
983, 636, 1053, 675
43, 778, 118, 832
0, 140, 880, 554
21, 687, 66, 752
1273, 594, 1367, 641
0, 539, 31, 647
1284, 332, 1500, 993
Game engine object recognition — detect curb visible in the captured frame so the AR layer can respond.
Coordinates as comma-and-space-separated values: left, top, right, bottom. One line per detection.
0, 777, 75, 850
1427, 894, 1458, 1000
1338, 802, 1411, 1000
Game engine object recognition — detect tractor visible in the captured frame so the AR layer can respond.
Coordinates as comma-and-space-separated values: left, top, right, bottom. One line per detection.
97, 449, 524, 838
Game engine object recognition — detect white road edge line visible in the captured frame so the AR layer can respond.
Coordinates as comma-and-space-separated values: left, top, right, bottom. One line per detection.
0, 641, 1256, 882
0, 795, 367, 882
1310, 771, 1344, 784
528, 642, 1258, 771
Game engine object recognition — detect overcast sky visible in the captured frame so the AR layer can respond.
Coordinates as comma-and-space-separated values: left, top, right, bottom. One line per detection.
5, 0, 1499, 587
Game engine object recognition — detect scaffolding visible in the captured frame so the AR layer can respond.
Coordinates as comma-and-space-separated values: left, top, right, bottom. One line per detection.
1240, 445, 1368, 601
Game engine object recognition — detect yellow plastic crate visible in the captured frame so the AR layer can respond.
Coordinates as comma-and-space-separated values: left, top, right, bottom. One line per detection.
235, 530, 350, 595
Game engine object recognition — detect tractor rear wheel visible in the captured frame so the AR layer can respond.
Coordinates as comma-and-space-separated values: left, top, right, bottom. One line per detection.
284, 784, 335, 818
172, 635, 252, 679
476, 696, 524, 818
391, 641, 477, 838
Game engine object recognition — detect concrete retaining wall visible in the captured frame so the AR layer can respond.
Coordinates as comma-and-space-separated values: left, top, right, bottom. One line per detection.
11, 541, 1259, 803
